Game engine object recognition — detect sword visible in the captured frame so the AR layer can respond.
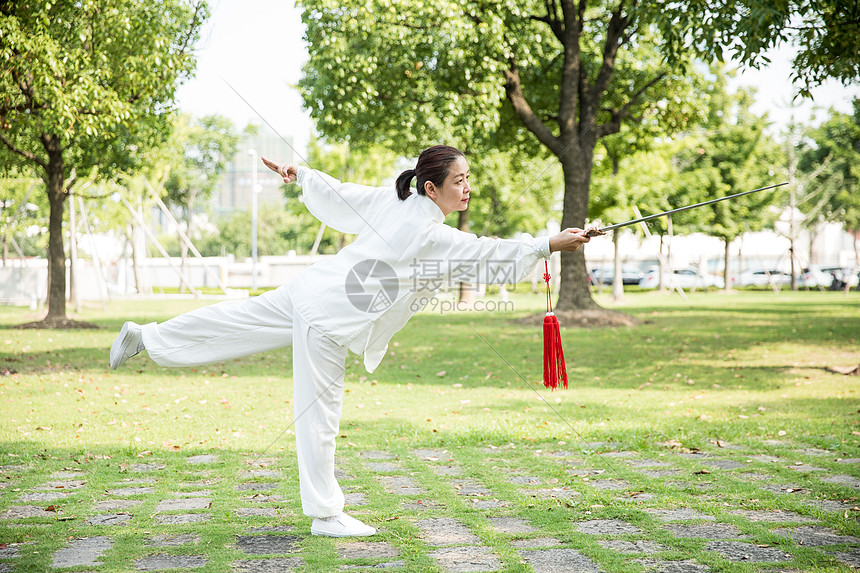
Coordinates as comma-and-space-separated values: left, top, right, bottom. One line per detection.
584, 182, 788, 237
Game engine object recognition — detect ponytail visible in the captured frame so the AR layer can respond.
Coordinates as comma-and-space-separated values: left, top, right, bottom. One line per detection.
396, 168, 416, 200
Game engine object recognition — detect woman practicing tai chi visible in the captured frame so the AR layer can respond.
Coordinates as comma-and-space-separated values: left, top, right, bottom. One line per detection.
109, 145, 591, 537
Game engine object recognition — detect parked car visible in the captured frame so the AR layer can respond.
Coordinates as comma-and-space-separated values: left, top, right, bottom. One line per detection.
818, 266, 860, 290
732, 268, 792, 288
799, 266, 830, 288
639, 266, 725, 290
589, 264, 644, 286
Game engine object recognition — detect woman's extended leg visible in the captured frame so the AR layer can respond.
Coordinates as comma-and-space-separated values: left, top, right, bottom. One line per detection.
135, 286, 294, 368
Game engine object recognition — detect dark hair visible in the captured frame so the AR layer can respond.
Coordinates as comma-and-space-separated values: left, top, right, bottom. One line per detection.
395, 145, 465, 201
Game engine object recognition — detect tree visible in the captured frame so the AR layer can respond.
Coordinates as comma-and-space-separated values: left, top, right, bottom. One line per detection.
0, 0, 207, 324
298, 0, 785, 311
590, 138, 687, 296
679, 0, 860, 97
465, 149, 562, 240
798, 100, 860, 269
674, 85, 787, 289
163, 114, 239, 291
195, 209, 303, 258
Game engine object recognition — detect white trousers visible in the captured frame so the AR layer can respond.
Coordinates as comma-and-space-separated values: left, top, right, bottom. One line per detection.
140, 286, 347, 518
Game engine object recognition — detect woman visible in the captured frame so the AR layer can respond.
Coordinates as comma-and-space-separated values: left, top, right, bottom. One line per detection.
109, 145, 591, 537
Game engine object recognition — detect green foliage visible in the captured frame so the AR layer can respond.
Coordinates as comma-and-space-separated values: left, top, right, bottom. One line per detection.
651, 0, 859, 97
0, 0, 208, 318
589, 68, 787, 239
298, 0, 710, 156
298, 0, 510, 151
673, 80, 787, 242
0, 0, 208, 175
163, 113, 240, 213
297, 0, 756, 311
464, 149, 562, 238
590, 139, 684, 234
305, 137, 399, 184
0, 174, 48, 256
192, 209, 309, 258
293, 138, 401, 252
798, 100, 860, 233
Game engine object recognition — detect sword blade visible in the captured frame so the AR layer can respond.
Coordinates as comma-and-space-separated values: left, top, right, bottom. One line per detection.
593, 181, 788, 235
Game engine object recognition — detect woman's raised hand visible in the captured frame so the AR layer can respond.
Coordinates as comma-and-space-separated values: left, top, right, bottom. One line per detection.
548, 228, 593, 253
261, 157, 298, 183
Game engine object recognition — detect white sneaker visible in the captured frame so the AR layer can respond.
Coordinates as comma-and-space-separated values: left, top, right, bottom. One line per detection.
110, 322, 143, 370
311, 513, 376, 537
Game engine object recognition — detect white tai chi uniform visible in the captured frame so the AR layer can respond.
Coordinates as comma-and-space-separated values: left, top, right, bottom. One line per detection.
141, 166, 552, 517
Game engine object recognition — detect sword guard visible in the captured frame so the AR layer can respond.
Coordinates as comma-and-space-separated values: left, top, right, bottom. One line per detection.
585, 228, 606, 238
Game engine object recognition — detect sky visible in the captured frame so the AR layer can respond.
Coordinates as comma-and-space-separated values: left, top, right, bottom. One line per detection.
175, 0, 860, 160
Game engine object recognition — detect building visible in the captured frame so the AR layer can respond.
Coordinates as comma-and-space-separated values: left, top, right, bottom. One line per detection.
212, 122, 294, 217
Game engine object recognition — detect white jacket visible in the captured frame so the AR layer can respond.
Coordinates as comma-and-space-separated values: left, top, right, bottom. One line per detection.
289, 167, 551, 372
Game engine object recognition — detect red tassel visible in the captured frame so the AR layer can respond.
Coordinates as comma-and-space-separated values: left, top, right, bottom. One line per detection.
542, 261, 568, 390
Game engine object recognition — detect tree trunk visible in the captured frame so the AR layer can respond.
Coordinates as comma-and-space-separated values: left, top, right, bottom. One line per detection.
555, 148, 599, 311
658, 235, 666, 291
45, 142, 67, 321
179, 192, 196, 294
68, 189, 80, 313
849, 227, 859, 294
179, 226, 189, 293
611, 229, 624, 301
129, 223, 143, 294
723, 239, 732, 290
851, 229, 860, 268
808, 223, 819, 264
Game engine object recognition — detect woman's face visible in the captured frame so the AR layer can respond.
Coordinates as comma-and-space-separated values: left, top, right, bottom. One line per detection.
426, 156, 471, 216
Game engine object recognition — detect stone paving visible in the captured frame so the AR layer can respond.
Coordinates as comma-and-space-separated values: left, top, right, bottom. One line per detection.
0, 441, 857, 572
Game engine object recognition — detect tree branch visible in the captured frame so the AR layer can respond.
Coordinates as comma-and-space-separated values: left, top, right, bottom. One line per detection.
0, 102, 45, 114
590, 0, 633, 98
177, 1, 207, 56
504, 61, 561, 155
557, 0, 584, 135
558, 0, 577, 37
0, 131, 46, 169
530, 0, 563, 43
595, 71, 667, 138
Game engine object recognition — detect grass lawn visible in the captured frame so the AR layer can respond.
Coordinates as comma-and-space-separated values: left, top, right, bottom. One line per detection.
0, 288, 858, 572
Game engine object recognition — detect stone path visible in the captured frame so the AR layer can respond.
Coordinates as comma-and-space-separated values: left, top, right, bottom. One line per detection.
0, 440, 858, 571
